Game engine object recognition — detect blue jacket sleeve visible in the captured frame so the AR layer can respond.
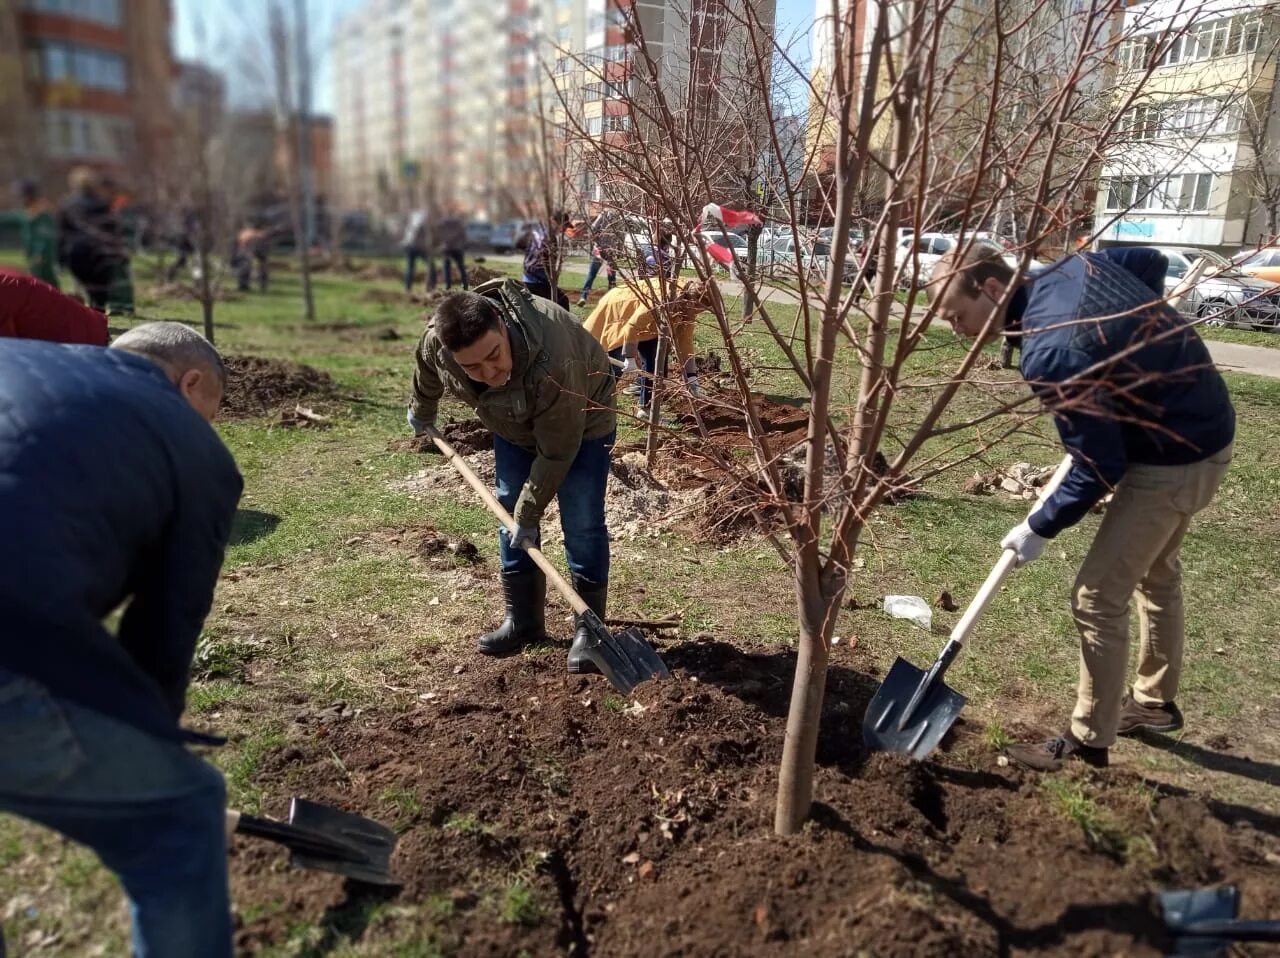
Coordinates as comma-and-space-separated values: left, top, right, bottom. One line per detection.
1099, 248, 1168, 298
115, 444, 243, 719
1023, 347, 1128, 538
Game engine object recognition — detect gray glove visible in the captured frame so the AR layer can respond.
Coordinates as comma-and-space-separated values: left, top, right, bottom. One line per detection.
509, 525, 540, 552
406, 406, 432, 436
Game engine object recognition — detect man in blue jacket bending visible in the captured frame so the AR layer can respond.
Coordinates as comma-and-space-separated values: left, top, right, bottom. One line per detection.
930, 244, 1234, 771
0, 324, 242, 956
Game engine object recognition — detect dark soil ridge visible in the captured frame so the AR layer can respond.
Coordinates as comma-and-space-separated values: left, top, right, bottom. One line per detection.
228, 641, 1280, 956
222, 355, 345, 419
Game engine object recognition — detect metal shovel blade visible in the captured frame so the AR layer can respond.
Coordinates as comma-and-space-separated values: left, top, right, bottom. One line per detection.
287, 798, 401, 887
862, 656, 967, 760
1160, 885, 1239, 956
579, 612, 670, 695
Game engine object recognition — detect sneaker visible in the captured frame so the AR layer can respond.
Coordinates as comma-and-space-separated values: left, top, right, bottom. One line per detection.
576, 296, 588, 307
1117, 694, 1184, 736
622, 383, 640, 396
1006, 732, 1109, 772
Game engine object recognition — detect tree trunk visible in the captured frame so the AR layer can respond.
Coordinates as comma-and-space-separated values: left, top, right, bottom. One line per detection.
774, 584, 833, 834
644, 333, 669, 469
293, 0, 316, 321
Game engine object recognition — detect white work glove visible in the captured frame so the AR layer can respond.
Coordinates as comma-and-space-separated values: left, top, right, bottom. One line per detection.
1000, 520, 1047, 567
406, 406, 432, 436
509, 525, 540, 552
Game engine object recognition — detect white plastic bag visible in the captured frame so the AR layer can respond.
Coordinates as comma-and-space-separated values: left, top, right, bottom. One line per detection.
882, 595, 932, 631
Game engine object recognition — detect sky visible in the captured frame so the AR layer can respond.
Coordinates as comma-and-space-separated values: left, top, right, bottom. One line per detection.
173, 0, 815, 115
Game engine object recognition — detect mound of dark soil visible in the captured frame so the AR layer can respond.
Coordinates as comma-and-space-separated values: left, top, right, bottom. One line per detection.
222, 356, 343, 419
386, 418, 492, 456
468, 265, 505, 285
228, 641, 1279, 956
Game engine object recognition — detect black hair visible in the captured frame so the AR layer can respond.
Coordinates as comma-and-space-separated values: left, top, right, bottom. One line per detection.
435, 292, 503, 352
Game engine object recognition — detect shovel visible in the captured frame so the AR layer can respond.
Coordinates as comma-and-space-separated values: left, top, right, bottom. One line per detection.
863, 454, 1074, 760
1159, 885, 1280, 956
425, 426, 670, 695
226, 799, 400, 887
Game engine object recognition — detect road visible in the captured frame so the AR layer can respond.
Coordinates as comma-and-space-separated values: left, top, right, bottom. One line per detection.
492, 253, 1280, 380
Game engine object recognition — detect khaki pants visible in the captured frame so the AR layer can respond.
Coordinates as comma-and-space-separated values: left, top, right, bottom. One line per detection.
1070, 444, 1232, 748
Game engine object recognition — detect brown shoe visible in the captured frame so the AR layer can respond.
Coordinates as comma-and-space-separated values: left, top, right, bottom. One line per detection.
1117, 694, 1184, 736
1006, 732, 1109, 772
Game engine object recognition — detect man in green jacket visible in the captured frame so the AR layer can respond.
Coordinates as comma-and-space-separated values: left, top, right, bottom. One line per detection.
15, 180, 59, 289
408, 280, 617, 672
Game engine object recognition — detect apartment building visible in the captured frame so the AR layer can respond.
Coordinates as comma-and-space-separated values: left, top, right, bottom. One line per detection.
1096, 0, 1279, 251
0, 0, 176, 200
333, 0, 776, 220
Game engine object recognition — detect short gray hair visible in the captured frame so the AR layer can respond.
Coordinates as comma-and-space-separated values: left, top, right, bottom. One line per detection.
111, 322, 227, 388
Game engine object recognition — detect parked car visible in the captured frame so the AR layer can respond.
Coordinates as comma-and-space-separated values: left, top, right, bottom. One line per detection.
760, 234, 859, 284
895, 233, 1038, 289
699, 229, 750, 271
492, 219, 541, 254
465, 221, 492, 250
1235, 246, 1280, 288
1155, 246, 1280, 330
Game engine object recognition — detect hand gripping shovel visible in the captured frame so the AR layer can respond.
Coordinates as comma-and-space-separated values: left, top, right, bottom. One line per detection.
425, 426, 670, 695
226, 799, 400, 887
1160, 885, 1280, 956
862, 454, 1074, 760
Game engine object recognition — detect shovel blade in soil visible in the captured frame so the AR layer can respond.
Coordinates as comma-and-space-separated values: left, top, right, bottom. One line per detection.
580, 616, 670, 695
862, 657, 966, 760
286, 798, 401, 887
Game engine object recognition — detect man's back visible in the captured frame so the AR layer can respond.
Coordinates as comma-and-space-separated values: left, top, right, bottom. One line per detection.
0, 340, 242, 738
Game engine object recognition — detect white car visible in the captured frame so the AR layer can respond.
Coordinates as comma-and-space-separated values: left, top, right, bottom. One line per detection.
895, 233, 1037, 289
1154, 245, 1280, 330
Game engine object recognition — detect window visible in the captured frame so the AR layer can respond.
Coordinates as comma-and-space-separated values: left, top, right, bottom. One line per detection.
1116, 36, 1150, 71
583, 82, 601, 101
23, 0, 121, 26
586, 115, 603, 135
44, 109, 133, 160
37, 41, 126, 91
1189, 17, 1230, 60
604, 43, 629, 62
1176, 172, 1213, 212
1163, 256, 1188, 278
604, 114, 630, 131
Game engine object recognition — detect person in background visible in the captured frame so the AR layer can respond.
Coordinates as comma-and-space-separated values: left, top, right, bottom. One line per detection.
14, 179, 59, 289
0, 269, 108, 345
584, 279, 708, 414
407, 281, 616, 672
233, 222, 270, 293
0, 323, 242, 958
434, 208, 469, 290
58, 167, 129, 311
401, 208, 430, 292
576, 209, 620, 307
928, 243, 1234, 772
518, 211, 573, 309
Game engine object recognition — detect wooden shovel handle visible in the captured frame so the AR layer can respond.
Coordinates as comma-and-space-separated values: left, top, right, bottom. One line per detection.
425, 427, 589, 616
949, 453, 1073, 644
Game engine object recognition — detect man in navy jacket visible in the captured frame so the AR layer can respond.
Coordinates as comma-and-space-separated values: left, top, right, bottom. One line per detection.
0, 324, 242, 956
930, 244, 1234, 771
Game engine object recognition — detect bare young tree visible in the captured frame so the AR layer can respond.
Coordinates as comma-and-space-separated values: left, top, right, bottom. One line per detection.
553, 0, 1231, 835
270, 0, 317, 321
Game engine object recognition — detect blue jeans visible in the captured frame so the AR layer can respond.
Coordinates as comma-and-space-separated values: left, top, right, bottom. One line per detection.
404, 249, 425, 291
494, 431, 614, 583
0, 670, 232, 958
581, 252, 616, 295
429, 249, 468, 289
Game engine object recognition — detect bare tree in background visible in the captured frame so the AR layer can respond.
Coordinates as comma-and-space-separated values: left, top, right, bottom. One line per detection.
270, 0, 317, 321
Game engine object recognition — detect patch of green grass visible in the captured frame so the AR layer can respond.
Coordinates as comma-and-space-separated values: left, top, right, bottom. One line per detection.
1041, 778, 1142, 861
601, 693, 629, 713
981, 721, 1013, 751
217, 728, 287, 811
186, 680, 253, 714
381, 786, 424, 829
58, 847, 100, 889
499, 880, 542, 926
443, 812, 495, 837
1196, 325, 1280, 348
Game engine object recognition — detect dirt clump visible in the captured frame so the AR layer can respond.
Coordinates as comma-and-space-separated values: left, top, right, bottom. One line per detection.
468, 264, 505, 285
363, 524, 482, 567
228, 641, 1280, 956
148, 282, 243, 303
356, 288, 411, 305
220, 356, 343, 419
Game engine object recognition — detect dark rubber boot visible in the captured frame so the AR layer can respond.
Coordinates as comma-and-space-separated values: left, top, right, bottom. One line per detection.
478, 568, 547, 656
567, 576, 608, 675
